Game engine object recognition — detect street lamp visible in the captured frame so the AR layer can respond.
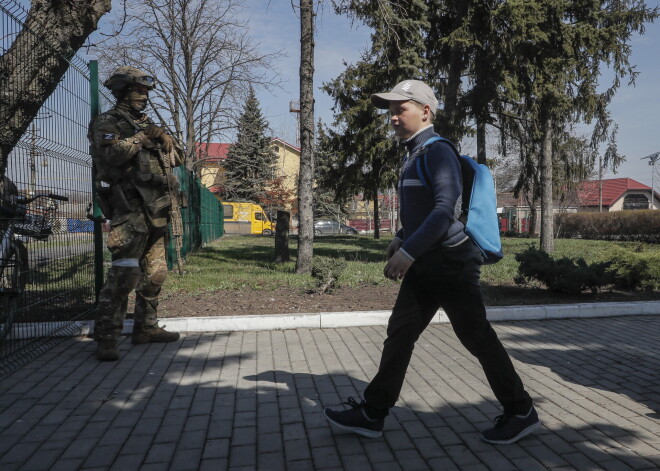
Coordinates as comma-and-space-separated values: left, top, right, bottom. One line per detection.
641, 152, 659, 210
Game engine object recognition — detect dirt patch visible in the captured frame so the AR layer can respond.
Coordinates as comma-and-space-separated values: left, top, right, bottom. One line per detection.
158, 284, 660, 318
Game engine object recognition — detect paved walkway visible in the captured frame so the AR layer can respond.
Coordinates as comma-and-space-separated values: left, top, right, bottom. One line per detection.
0, 315, 658, 471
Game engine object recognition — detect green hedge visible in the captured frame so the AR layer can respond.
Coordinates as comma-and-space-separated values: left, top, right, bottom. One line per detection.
606, 247, 660, 291
514, 245, 660, 293
555, 210, 660, 243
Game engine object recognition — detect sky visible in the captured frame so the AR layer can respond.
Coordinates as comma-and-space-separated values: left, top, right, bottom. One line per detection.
91, 0, 660, 190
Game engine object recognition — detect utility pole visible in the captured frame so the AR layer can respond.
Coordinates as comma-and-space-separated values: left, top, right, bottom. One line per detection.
598, 153, 603, 212
289, 100, 301, 147
641, 152, 659, 210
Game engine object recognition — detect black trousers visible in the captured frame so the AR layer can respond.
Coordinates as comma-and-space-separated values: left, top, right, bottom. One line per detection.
364, 240, 532, 418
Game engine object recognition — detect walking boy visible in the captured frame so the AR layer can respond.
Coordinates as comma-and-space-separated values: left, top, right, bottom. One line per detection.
324, 80, 541, 444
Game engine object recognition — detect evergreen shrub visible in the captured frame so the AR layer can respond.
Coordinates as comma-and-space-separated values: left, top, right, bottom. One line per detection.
555, 210, 660, 243
311, 256, 347, 294
606, 247, 660, 291
514, 246, 612, 294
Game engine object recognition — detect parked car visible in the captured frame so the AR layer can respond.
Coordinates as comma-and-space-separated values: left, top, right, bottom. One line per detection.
314, 219, 358, 236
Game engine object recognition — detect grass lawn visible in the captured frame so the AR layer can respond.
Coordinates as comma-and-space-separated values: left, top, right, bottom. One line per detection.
164, 234, 660, 295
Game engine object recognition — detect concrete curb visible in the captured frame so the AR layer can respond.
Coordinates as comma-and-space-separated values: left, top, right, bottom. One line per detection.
11, 300, 654, 339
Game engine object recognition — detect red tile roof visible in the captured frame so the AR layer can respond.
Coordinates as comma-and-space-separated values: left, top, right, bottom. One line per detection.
577, 178, 654, 207
195, 143, 231, 161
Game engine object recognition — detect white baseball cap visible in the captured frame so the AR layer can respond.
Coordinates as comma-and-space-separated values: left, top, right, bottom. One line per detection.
371, 80, 438, 114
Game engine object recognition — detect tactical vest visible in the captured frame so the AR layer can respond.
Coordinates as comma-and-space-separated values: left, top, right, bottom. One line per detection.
90, 108, 171, 227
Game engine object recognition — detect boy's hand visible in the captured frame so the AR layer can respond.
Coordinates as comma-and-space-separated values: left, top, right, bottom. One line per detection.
384, 250, 413, 280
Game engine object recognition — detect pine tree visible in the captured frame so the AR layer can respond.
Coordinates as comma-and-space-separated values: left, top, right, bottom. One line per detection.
314, 120, 348, 221
222, 88, 276, 203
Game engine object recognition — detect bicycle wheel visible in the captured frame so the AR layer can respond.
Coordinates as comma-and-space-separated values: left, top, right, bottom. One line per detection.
0, 240, 28, 340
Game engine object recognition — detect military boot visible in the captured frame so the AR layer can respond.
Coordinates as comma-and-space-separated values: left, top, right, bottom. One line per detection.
131, 321, 180, 344
96, 338, 119, 361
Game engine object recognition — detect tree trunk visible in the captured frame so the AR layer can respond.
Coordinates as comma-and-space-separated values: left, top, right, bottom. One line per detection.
476, 120, 487, 165
528, 199, 537, 235
295, 0, 315, 274
436, 3, 469, 141
275, 210, 290, 263
0, 0, 111, 176
373, 190, 380, 239
540, 117, 554, 252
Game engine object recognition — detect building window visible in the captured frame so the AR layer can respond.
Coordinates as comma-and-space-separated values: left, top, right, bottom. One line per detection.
622, 194, 649, 210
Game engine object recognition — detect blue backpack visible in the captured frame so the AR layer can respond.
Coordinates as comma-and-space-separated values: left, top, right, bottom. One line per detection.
415, 136, 503, 264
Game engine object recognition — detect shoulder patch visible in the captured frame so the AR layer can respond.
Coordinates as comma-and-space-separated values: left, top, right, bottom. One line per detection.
101, 132, 119, 142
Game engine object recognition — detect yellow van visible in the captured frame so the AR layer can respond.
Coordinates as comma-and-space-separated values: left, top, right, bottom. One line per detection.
222, 202, 275, 235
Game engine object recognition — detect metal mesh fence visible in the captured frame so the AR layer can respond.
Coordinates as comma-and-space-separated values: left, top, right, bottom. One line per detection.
1, 1, 223, 375
1, 1, 100, 375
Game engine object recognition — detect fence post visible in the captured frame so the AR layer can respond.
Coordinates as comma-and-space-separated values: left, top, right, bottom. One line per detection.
89, 60, 104, 301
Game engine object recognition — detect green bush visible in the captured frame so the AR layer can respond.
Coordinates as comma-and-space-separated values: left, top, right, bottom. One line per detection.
311, 256, 347, 294
606, 247, 660, 291
514, 246, 612, 294
555, 210, 660, 243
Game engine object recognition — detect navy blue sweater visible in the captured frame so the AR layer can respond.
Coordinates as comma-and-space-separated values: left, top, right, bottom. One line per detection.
396, 126, 467, 261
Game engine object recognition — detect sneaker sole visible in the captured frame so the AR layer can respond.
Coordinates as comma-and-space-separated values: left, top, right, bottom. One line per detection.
481, 420, 541, 445
323, 409, 382, 439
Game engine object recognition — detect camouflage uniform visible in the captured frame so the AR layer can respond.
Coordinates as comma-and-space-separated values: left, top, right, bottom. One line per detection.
88, 67, 180, 360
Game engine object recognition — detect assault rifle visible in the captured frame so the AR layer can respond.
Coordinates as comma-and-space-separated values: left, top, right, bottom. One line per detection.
156, 144, 185, 275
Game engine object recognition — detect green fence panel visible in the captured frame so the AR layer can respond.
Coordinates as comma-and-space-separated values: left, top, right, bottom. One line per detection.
166, 167, 224, 270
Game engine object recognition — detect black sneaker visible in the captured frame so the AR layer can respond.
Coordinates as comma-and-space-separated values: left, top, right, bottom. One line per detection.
324, 397, 384, 439
481, 406, 541, 444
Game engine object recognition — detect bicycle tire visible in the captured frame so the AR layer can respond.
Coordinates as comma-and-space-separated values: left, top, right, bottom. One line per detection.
0, 240, 28, 341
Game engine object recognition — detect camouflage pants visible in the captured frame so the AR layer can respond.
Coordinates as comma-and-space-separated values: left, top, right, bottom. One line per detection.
95, 211, 168, 340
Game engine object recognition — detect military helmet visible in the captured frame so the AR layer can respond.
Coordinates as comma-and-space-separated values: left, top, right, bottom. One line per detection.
103, 66, 156, 92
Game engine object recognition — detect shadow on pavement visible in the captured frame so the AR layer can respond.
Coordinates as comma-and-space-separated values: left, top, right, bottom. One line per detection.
498, 316, 659, 421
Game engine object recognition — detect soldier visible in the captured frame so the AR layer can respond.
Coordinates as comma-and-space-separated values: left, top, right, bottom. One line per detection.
88, 66, 181, 361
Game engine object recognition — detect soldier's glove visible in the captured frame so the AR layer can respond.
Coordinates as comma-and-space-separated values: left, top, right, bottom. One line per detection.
144, 125, 174, 154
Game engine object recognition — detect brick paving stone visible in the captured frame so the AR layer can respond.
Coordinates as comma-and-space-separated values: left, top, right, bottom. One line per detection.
286, 459, 316, 471
183, 414, 210, 432
339, 453, 373, 470
82, 444, 123, 468
229, 444, 257, 467
231, 426, 256, 446
312, 445, 343, 469
60, 437, 98, 459
50, 458, 84, 471
510, 456, 548, 471
400, 419, 432, 439
598, 459, 636, 471
17, 448, 61, 471
144, 442, 176, 463
202, 438, 230, 459
383, 429, 415, 451
445, 444, 486, 468
199, 458, 229, 471
284, 438, 312, 461
170, 448, 203, 471
256, 451, 286, 470
108, 453, 145, 471
153, 423, 183, 443
392, 449, 428, 470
